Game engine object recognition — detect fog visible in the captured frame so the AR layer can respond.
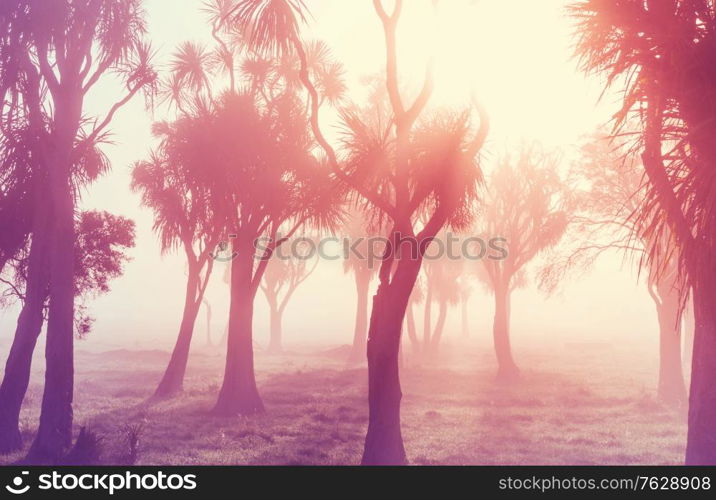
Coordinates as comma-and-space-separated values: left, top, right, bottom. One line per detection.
0, 0, 656, 351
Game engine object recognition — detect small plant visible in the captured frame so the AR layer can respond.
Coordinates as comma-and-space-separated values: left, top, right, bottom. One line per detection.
64, 426, 104, 465
122, 422, 145, 465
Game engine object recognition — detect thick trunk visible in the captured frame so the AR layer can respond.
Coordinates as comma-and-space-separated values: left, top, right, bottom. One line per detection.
154, 270, 203, 398
267, 306, 283, 354
493, 283, 519, 382
28, 105, 78, 462
28, 172, 75, 463
213, 258, 263, 416
0, 223, 49, 453
361, 259, 420, 465
655, 295, 687, 406
349, 270, 371, 363
685, 282, 716, 464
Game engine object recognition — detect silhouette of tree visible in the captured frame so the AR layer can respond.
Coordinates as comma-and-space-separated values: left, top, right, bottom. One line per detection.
571, 0, 716, 464
0, 0, 155, 462
422, 251, 463, 357
161, 2, 345, 416
229, 0, 489, 464
405, 276, 425, 356
202, 297, 213, 347
191, 92, 340, 416
260, 250, 319, 353
0, 211, 134, 453
342, 210, 380, 364
132, 117, 222, 399
480, 143, 568, 382
541, 135, 687, 405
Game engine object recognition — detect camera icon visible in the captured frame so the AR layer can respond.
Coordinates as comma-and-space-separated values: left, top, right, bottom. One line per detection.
5, 471, 30, 494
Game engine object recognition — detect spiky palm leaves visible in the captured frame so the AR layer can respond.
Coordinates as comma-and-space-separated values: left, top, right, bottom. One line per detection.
339, 104, 484, 235
571, 0, 716, 299
131, 113, 223, 257
162, 0, 344, 115
482, 142, 569, 293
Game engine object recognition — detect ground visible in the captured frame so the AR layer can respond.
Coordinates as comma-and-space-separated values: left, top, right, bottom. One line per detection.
0, 339, 687, 465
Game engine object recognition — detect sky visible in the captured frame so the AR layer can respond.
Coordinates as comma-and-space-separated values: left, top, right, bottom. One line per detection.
0, 0, 657, 356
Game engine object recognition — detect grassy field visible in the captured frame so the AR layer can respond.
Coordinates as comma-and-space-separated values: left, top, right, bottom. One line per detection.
0, 339, 687, 465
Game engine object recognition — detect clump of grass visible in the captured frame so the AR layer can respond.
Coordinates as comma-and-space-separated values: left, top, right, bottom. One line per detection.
120, 422, 145, 465
64, 426, 104, 465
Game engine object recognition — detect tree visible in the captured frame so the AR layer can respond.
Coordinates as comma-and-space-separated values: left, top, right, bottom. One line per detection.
421, 249, 463, 357
0, 0, 155, 462
541, 136, 688, 405
132, 119, 221, 399
229, 0, 489, 464
153, 1, 343, 414
187, 92, 339, 416
260, 250, 318, 353
342, 210, 379, 364
0, 211, 135, 453
571, 0, 716, 463
202, 297, 213, 347
480, 143, 568, 382
405, 276, 425, 356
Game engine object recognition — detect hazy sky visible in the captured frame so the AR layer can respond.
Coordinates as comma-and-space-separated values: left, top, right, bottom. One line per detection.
0, 0, 657, 356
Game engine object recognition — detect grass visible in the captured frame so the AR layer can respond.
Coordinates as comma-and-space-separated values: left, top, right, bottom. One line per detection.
0, 339, 687, 465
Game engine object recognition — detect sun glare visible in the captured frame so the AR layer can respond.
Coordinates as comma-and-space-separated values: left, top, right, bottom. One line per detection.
391, 0, 606, 149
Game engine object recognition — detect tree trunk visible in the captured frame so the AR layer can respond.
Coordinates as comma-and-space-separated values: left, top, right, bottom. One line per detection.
685, 281, 716, 464
349, 269, 371, 363
682, 295, 694, 374
406, 301, 419, 354
267, 305, 283, 354
428, 299, 448, 356
213, 257, 264, 416
493, 283, 519, 382
204, 299, 212, 347
28, 163, 75, 463
361, 259, 419, 465
655, 293, 687, 406
422, 287, 433, 354
154, 269, 202, 398
0, 223, 49, 453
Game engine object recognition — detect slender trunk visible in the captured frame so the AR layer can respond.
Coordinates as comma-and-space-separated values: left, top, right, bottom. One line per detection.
220, 323, 228, 349
154, 269, 203, 398
28, 106, 78, 462
349, 270, 371, 363
204, 299, 212, 347
213, 257, 263, 416
267, 305, 282, 354
0, 222, 49, 453
361, 259, 420, 465
406, 301, 419, 354
422, 287, 432, 353
682, 295, 694, 374
493, 282, 518, 382
655, 293, 687, 406
685, 281, 716, 464
429, 299, 448, 356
